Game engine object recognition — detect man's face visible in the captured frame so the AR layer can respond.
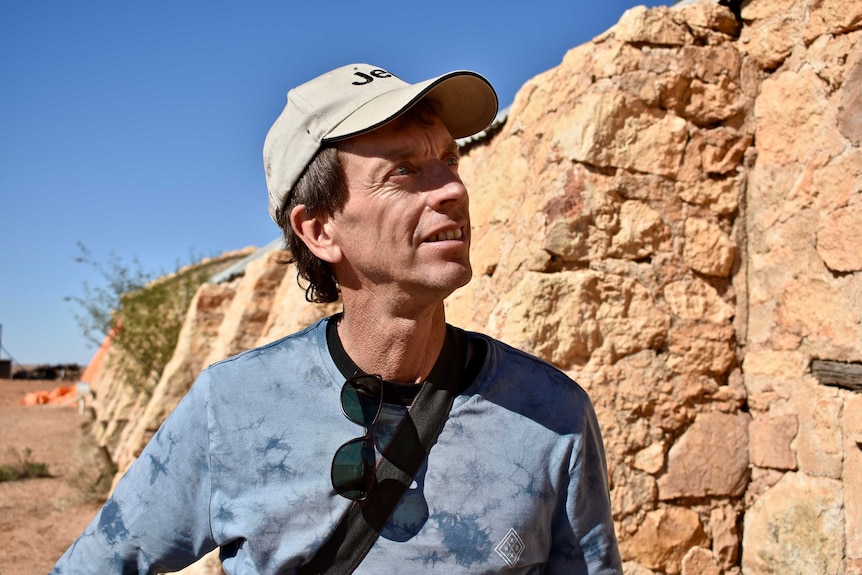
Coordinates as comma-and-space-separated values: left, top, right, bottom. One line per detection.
326, 115, 472, 306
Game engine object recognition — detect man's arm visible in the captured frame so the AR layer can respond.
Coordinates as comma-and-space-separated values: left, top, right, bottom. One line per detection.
52, 375, 217, 573
547, 398, 622, 574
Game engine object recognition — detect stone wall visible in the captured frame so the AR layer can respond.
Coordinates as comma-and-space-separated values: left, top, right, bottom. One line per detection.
82, 1, 862, 573
453, 5, 750, 573
738, 0, 862, 573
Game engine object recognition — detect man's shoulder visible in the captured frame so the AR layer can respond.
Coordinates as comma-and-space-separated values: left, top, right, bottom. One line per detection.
467, 330, 570, 374
466, 330, 590, 399
463, 331, 596, 435
205, 316, 330, 375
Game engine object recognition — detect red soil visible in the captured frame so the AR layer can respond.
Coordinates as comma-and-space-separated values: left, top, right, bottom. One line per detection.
0, 379, 102, 575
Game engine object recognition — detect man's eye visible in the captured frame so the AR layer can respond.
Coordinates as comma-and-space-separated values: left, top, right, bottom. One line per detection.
394, 165, 413, 176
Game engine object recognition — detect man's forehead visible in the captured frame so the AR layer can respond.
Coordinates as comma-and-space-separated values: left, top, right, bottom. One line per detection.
338, 119, 458, 160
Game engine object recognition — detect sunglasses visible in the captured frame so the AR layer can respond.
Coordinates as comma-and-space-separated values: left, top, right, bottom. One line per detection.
331, 374, 383, 500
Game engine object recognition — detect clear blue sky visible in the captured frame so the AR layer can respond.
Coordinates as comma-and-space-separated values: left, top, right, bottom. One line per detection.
0, 0, 666, 367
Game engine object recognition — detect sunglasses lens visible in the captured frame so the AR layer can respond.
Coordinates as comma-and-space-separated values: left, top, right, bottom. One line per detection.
333, 375, 382, 500
331, 437, 376, 500
340, 375, 382, 425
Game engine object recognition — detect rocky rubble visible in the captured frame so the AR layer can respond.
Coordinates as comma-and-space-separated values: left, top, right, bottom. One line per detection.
80, 1, 862, 573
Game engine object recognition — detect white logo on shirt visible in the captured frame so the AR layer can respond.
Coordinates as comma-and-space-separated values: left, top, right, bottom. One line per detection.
495, 528, 525, 567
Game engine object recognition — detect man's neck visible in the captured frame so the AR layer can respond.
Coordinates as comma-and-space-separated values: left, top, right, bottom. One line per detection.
336, 298, 447, 384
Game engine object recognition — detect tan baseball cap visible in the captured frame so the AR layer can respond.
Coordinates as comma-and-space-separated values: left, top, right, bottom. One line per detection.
263, 63, 499, 223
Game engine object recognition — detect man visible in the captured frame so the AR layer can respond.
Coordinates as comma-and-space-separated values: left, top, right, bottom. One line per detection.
54, 63, 621, 574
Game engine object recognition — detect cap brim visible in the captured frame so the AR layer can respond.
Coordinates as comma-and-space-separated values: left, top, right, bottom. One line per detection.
323, 71, 498, 142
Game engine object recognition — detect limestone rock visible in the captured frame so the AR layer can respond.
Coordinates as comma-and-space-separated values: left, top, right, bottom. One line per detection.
683, 217, 735, 277
685, 76, 743, 127
658, 412, 749, 499
681, 546, 721, 575
634, 442, 666, 475
845, 395, 862, 560
488, 271, 602, 367
710, 503, 740, 567
839, 55, 862, 146
739, 0, 803, 69
756, 68, 844, 166
489, 270, 668, 367
676, 176, 739, 216
609, 200, 669, 259
777, 277, 860, 357
554, 90, 688, 177
676, 2, 740, 38
742, 472, 844, 575
817, 202, 862, 272
792, 380, 844, 480
663, 277, 734, 324
741, 350, 807, 397
543, 216, 608, 264
257, 261, 342, 345
613, 469, 659, 522
622, 561, 659, 575
804, 0, 862, 41
666, 323, 735, 376
701, 128, 752, 177
202, 251, 290, 365
748, 415, 798, 470
624, 506, 708, 574
613, 6, 691, 46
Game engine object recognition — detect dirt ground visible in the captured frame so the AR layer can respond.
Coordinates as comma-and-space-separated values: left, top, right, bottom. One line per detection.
0, 379, 103, 575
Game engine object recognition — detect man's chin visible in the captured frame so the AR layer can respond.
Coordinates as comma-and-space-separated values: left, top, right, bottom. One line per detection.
439, 265, 473, 297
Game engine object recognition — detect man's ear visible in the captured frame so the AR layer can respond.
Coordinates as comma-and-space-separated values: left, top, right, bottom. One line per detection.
289, 205, 342, 264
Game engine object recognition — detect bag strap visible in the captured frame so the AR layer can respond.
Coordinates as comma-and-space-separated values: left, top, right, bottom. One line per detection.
299, 324, 469, 575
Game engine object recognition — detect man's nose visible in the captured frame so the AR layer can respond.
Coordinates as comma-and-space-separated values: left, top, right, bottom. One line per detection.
426, 163, 468, 210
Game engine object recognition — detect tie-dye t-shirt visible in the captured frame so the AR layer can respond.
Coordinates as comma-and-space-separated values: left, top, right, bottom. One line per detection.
53, 317, 622, 574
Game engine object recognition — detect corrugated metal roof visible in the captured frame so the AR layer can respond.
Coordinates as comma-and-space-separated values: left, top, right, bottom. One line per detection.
672, 0, 718, 7
207, 236, 285, 284
456, 104, 510, 148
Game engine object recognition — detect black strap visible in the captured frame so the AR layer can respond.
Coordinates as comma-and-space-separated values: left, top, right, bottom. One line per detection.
298, 324, 469, 575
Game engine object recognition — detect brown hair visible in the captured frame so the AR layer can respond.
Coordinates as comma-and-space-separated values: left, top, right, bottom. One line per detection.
277, 146, 346, 303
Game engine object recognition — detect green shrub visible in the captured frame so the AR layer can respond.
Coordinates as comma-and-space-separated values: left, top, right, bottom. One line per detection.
108, 258, 230, 394
67, 243, 246, 395
0, 448, 51, 482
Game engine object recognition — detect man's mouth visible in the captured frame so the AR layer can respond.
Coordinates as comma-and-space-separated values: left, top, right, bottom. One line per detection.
427, 228, 464, 242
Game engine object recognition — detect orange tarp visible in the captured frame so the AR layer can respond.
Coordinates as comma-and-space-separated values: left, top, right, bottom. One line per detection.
80, 329, 114, 384
19, 385, 77, 406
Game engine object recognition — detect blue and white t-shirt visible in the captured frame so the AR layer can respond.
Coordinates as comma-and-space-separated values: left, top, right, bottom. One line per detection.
53, 316, 622, 574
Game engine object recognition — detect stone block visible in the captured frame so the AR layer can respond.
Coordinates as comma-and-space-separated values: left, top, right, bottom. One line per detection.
681, 546, 721, 575
666, 323, 735, 376
845, 395, 862, 559
748, 415, 798, 470
683, 217, 735, 277
710, 503, 740, 567
658, 411, 749, 499
614, 6, 691, 46
742, 472, 844, 575
788, 380, 844, 479
624, 506, 708, 574
817, 202, 862, 272
663, 277, 734, 324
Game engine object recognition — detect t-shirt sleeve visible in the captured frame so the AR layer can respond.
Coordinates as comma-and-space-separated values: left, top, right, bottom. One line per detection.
546, 395, 623, 575
51, 371, 217, 574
